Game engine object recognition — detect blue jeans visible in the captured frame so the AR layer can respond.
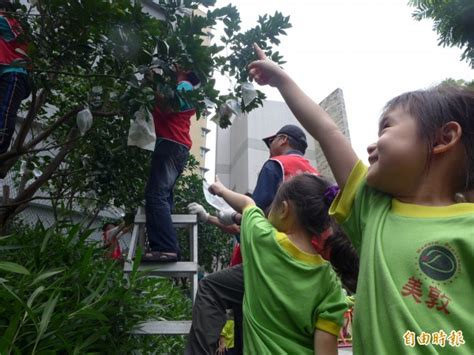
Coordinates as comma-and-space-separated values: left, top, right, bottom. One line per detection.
145, 138, 189, 254
0, 72, 30, 154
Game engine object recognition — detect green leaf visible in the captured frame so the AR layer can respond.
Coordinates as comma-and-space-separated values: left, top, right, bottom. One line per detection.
72, 331, 104, 354
0, 313, 21, 354
31, 269, 64, 286
27, 286, 45, 308
0, 245, 25, 251
34, 293, 59, 350
40, 229, 54, 254
72, 309, 108, 322
0, 262, 30, 275
0, 234, 13, 241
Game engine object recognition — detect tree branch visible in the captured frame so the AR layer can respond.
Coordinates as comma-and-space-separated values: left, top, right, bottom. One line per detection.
11, 128, 80, 208
0, 107, 122, 179
31, 68, 125, 80
13, 88, 49, 152
0, 104, 80, 162
91, 110, 124, 117
0, 193, 85, 208
25, 107, 82, 151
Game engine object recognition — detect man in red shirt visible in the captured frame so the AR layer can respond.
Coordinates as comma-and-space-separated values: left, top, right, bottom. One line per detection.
142, 65, 200, 262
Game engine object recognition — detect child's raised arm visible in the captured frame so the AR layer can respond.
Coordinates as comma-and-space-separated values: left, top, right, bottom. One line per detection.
209, 177, 255, 214
248, 44, 358, 188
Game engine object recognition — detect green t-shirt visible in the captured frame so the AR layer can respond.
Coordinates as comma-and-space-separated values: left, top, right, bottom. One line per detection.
330, 161, 474, 354
240, 205, 347, 354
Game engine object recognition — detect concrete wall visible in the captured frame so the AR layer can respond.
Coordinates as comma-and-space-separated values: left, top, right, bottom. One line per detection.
314, 88, 351, 183
215, 91, 350, 192
216, 100, 320, 194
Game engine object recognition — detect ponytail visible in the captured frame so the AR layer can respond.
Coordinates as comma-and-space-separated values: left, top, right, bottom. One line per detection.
322, 222, 359, 294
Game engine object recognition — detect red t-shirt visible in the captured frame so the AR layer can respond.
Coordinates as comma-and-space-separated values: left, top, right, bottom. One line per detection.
152, 81, 196, 149
152, 106, 195, 149
0, 14, 28, 66
229, 243, 243, 266
103, 229, 122, 260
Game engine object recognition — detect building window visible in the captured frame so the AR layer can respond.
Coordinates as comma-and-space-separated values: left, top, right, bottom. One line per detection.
201, 127, 210, 137
200, 147, 209, 157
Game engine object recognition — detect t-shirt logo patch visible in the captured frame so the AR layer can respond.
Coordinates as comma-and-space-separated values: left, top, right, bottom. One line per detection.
417, 244, 459, 282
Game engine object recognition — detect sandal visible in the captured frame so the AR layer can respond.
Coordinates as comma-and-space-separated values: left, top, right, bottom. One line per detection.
141, 251, 178, 263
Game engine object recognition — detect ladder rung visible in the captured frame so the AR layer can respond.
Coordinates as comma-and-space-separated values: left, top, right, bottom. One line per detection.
131, 320, 191, 335
134, 214, 197, 226
123, 261, 198, 277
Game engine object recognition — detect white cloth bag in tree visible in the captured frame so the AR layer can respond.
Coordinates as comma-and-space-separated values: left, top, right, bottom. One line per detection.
127, 108, 156, 151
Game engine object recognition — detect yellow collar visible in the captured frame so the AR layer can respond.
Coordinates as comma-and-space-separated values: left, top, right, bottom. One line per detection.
275, 232, 326, 265
392, 199, 474, 218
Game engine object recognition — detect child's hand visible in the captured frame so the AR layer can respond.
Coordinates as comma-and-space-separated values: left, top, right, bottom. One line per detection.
248, 43, 285, 87
209, 176, 227, 197
216, 336, 227, 355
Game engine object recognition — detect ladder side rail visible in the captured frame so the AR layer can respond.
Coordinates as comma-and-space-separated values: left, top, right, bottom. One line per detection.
132, 320, 192, 335
138, 224, 146, 251
134, 214, 196, 225
190, 223, 198, 301
191, 223, 198, 264
126, 224, 140, 262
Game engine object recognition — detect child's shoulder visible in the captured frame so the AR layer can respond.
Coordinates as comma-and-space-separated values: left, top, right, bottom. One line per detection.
242, 205, 273, 231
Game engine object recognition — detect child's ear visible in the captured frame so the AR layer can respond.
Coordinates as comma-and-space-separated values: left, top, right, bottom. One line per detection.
280, 201, 290, 219
432, 121, 463, 155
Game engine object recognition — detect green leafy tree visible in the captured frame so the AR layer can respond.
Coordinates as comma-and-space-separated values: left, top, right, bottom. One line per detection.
0, 0, 291, 227
409, 0, 474, 67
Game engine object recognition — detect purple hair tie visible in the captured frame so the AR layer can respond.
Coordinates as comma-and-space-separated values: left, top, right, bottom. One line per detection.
324, 185, 340, 206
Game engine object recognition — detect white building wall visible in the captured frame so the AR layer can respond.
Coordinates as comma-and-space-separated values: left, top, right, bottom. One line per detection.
216, 100, 318, 195
216, 90, 349, 193
215, 126, 231, 187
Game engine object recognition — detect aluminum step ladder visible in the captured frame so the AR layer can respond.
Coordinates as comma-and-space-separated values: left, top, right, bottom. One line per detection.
124, 207, 198, 335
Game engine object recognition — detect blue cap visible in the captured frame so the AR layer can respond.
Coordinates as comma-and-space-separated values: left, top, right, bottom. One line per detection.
262, 124, 308, 153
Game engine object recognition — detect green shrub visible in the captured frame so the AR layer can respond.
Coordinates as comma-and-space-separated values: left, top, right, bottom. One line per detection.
0, 223, 191, 354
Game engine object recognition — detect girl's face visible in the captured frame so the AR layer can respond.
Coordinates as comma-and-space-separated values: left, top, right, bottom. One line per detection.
366, 107, 428, 197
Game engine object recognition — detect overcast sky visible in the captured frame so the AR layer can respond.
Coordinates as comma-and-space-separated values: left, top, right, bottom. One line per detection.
205, 0, 473, 177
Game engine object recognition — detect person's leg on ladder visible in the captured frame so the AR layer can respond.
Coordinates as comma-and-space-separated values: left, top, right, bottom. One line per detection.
185, 264, 244, 355
144, 139, 188, 261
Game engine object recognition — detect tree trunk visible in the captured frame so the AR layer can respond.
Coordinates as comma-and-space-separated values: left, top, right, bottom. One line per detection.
0, 205, 18, 233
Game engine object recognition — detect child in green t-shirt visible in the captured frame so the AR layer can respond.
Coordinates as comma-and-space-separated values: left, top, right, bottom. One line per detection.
209, 175, 348, 354
248, 44, 474, 354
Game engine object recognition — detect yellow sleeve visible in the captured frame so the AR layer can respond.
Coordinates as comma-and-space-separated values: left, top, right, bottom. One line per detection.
329, 160, 367, 224
314, 274, 348, 336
